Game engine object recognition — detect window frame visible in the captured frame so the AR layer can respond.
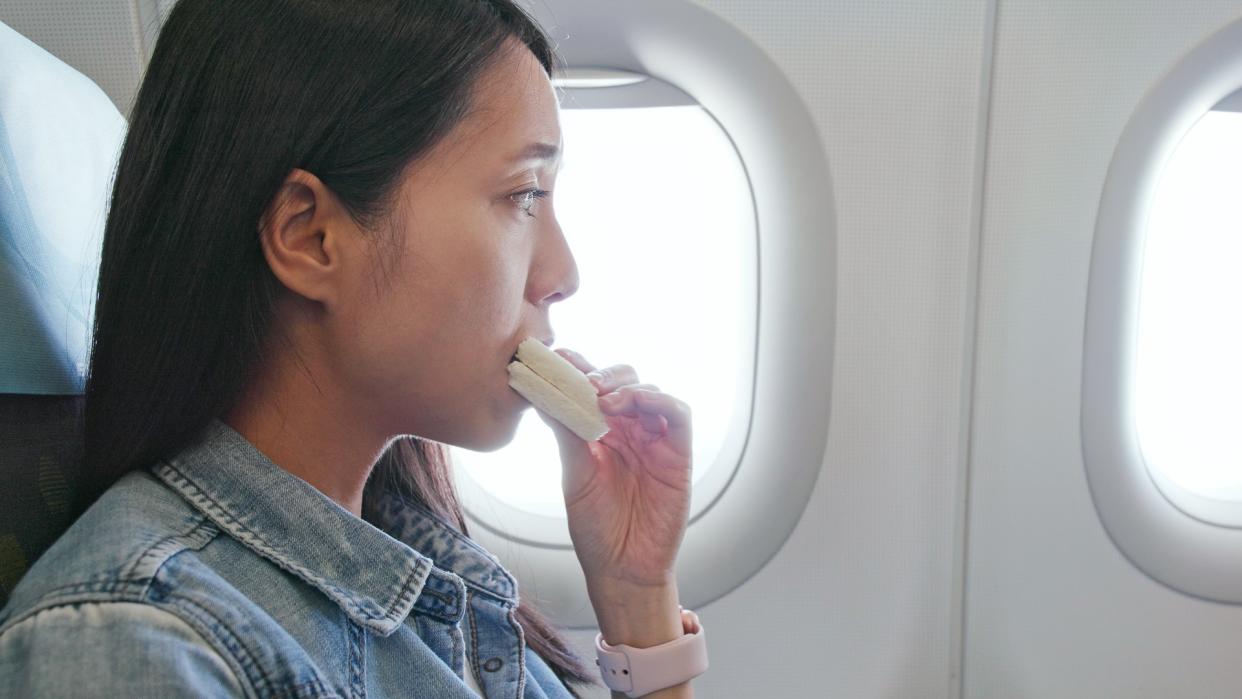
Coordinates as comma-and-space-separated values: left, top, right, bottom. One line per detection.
1084, 16, 1242, 603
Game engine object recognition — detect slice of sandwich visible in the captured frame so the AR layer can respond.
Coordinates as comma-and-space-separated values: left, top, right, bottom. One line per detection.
507, 338, 610, 442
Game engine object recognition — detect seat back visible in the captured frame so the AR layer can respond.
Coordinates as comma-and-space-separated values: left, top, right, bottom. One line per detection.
0, 21, 125, 607
0, 395, 83, 604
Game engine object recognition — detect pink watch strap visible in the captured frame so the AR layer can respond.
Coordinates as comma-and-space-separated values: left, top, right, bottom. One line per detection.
594, 612, 709, 697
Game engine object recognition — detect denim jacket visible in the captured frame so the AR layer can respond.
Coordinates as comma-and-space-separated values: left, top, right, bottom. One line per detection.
0, 420, 578, 698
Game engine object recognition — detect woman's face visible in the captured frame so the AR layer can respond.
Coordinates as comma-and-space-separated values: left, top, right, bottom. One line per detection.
328, 45, 576, 450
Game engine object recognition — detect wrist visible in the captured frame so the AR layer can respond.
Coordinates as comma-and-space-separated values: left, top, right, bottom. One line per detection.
588, 578, 682, 648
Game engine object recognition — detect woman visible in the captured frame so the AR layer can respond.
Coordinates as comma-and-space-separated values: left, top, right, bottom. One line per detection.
0, 1, 702, 697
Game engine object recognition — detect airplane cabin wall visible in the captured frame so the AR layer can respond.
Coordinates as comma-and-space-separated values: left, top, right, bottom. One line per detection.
965, 1, 1242, 697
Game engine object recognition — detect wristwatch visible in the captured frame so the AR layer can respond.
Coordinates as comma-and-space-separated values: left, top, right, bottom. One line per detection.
594, 608, 709, 697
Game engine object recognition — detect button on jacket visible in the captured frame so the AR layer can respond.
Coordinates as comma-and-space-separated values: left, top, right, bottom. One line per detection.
0, 420, 577, 698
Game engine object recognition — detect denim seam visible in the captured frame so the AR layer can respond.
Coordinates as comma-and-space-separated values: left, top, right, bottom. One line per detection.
417, 585, 455, 606
148, 589, 277, 699
120, 513, 216, 585
507, 606, 527, 699
0, 598, 336, 698
347, 620, 366, 699
466, 589, 486, 698
0, 601, 254, 698
450, 616, 466, 683
410, 569, 466, 625
461, 578, 517, 607
148, 590, 341, 699
0, 587, 148, 634
386, 557, 431, 631
0, 518, 220, 633
153, 462, 427, 634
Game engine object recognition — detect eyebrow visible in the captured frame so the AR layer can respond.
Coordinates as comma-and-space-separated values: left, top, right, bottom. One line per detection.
512, 142, 561, 163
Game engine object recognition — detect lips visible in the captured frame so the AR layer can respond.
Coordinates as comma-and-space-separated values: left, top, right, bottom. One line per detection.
511, 334, 554, 363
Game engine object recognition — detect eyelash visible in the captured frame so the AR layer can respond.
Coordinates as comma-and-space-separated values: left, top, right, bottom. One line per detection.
512, 188, 550, 218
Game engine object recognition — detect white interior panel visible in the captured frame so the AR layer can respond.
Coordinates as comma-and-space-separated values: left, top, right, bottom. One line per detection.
965, 2, 1242, 697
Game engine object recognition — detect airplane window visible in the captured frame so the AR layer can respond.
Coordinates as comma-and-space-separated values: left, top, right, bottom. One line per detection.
1135, 100, 1242, 511
1085, 17, 1242, 602
452, 97, 757, 520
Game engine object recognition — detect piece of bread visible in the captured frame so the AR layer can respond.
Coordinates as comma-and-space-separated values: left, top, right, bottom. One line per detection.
507, 338, 609, 441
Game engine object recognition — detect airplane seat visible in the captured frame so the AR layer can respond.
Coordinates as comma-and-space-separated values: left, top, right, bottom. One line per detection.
0, 20, 125, 607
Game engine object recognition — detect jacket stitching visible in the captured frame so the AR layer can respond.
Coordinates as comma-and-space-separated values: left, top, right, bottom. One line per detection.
380, 495, 517, 599
0, 595, 346, 699
148, 590, 340, 699
347, 620, 366, 699
506, 606, 527, 699
154, 462, 424, 632
0, 586, 145, 634
466, 590, 486, 698
1, 516, 221, 634
120, 513, 216, 584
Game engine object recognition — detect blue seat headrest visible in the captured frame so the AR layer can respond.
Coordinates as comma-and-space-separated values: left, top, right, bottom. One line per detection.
0, 20, 126, 395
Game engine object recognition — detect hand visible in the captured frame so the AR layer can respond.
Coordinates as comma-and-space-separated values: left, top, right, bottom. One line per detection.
535, 349, 693, 592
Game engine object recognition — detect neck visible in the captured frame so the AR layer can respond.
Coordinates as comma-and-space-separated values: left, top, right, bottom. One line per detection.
223, 349, 384, 518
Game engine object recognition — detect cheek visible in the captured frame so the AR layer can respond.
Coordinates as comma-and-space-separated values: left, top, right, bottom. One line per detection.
390, 216, 524, 333
330, 214, 534, 440
390, 237, 528, 385
461, 250, 532, 346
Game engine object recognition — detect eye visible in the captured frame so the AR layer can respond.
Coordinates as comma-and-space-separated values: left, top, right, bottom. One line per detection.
511, 188, 550, 218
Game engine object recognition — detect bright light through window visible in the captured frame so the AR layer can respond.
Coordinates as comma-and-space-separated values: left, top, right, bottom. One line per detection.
453, 105, 756, 518
1136, 108, 1242, 503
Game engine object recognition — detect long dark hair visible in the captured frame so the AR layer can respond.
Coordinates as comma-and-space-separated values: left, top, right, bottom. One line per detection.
85, 0, 594, 690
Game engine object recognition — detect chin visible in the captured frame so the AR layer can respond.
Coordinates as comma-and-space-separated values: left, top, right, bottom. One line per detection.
450, 406, 525, 453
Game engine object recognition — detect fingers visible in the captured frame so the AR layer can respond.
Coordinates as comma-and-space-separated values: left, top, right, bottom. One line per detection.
638, 412, 669, 434
554, 348, 596, 374
549, 347, 687, 443
552, 349, 644, 396
598, 385, 692, 447
599, 387, 690, 427
597, 383, 661, 414
586, 365, 642, 395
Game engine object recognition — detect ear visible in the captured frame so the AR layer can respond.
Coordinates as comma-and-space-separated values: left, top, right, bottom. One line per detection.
259, 169, 352, 306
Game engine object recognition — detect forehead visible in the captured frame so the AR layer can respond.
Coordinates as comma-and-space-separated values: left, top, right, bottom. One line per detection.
430, 45, 562, 171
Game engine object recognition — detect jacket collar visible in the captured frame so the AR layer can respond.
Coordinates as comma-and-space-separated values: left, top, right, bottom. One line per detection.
370, 492, 518, 604
151, 420, 475, 636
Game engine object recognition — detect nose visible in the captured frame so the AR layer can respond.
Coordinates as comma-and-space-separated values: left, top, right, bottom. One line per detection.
532, 215, 579, 305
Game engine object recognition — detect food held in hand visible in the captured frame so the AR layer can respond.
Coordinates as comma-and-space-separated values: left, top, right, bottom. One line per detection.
508, 338, 610, 441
